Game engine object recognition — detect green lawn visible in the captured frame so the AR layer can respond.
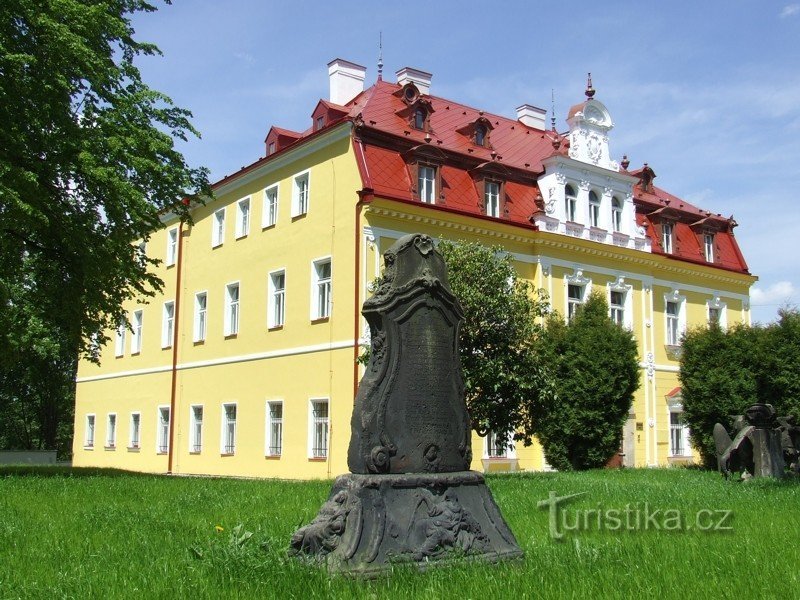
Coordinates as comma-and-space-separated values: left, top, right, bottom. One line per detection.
1, 467, 798, 599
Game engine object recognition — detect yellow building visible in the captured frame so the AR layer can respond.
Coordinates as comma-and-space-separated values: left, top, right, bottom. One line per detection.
73, 60, 755, 477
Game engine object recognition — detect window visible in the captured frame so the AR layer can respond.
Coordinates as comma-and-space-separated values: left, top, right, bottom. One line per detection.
269, 270, 286, 328
589, 191, 601, 228
486, 430, 509, 458
670, 412, 690, 456
235, 197, 250, 238
131, 310, 143, 354
267, 141, 276, 155
161, 301, 175, 349
662, 222, 674, 254
212, 208, 225, 247
611, 197, 623, 232
418, 165, 436, 204
194, 292, 207, 342
485, 181, 500, 217
610, 290, 625, 326
316, 116, 324, 130
413, 107, 426, 130
263, 184, 278, 228
190, 405, 203, 453
106, 414, 117, 448
310, 399, 329, 458
666, 300, 680, 345
567, 284, 584, 321
475, 124, 487, 146
266, 401, 283, 456
292, 172, 309, 217
707, 298, 727, 329
704, 234, 714, 262
129, 413, 140, 449
225, 283, 240, 336
157, 407, 170, 454
312, 259, 332, 319
222, 403, 237, 454
565, 185, 577, 222
114, 322, 126, 357
166, 227, 178, 266
85, 414, 95, 448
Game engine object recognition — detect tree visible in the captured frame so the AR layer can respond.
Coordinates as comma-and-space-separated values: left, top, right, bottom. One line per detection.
435, 240, 555, 448
0, 1, 211, 454
680, 309, 800, 466
533, 292, 640, 470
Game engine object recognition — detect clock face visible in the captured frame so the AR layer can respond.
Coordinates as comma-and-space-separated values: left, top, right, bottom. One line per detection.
584, 105, 604, 124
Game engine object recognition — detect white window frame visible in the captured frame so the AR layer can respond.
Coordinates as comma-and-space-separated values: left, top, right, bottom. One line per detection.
161, 300, 175, 349
484, 430, 516, 459
565, 270, 591, 322
664, 290, 687, 346
485, 180, 500, 217
235, 196, 251, 239
221, 403, 237, 455
85, 414, 96, 448
189, 405, 203, 453
129, 412, 141, 449
704, 233, 714, 263
224, 282, 240, 336
114, 322, 126, 357
667, 393, 691, 458
588, 190, 601, 228
418, 165, 436, 204
611, 196, 623, 233
564, 184, 577, 222
193, 291, 207, 343
308, 398, 330, 459
268, 269, 286, 329
157, 406, 170, 454
311, 258, 332, 320
707, 296, 728, 330
131, 310, 143, 354
266, 400, 284, 457
166, 227, 178, 266
291, 170, 310, 217
212, 208, 226, 247
608, 277, 633, 330
106, 413, 117, 448
262, 184, 278, 228
662, 222, 674, 254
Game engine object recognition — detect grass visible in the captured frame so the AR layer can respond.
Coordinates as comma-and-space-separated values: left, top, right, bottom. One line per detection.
1, 467, 798, 599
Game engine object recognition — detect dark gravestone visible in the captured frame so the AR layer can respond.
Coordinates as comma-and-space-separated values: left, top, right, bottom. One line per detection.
290, 233, 523, 574
714, 403, 787, 479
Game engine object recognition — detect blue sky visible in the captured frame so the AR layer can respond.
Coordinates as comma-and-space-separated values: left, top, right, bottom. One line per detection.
132, 1, 800, 324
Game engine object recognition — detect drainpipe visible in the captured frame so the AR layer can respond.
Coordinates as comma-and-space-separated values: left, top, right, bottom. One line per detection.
167, 219, 185, 474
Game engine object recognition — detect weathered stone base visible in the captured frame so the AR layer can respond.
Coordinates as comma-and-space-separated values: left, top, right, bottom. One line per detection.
289, 471, 523, 576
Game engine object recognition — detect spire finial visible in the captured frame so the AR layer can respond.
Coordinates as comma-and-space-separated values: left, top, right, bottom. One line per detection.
585, 72, 595, 99
377, 32, 384, 81
551, 88, 557, 131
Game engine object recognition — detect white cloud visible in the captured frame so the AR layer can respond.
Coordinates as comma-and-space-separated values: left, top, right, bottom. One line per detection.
780, 4, 800, 18
750, 281, 798, 307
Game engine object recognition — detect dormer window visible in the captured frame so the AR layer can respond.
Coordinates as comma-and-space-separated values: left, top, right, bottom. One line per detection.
484, 180, 501, 217
413, 107, 427, 130
565, 185, 577, 222
475, 124, 487, 147
662, 222, 674, 254
704, 233, 714, 262
267, 142, 276, 155
611, 197, 623, 232
418, 164, 436, 203
589, 191, 601, 228
316, 116, 324, 131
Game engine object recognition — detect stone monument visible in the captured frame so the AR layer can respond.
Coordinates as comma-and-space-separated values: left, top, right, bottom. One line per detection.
289, 233, 523, 574
713, 403, 799, 479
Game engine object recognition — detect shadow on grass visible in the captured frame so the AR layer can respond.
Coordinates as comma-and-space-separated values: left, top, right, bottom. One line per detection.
0, 465, 157, 478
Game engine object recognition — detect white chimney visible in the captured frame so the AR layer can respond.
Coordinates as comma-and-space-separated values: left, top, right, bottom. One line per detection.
327, 58, 366, 105
395, 67, 433, 95
516, 104, 547, 130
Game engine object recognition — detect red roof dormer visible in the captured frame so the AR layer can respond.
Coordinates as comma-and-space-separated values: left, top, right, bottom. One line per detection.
264, 126, 303, 156
311, 99, 349, 133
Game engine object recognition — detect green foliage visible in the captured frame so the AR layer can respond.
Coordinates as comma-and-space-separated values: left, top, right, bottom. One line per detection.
534, 292, 640, 470
0, 1, 211, 454
436, 240, 554, 447
680, 309, 800, 466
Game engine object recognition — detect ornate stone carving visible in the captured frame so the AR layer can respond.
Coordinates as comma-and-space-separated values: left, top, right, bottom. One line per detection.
579, 179, 591, 191
645, 352, 655, 380
555, 173, 567, 185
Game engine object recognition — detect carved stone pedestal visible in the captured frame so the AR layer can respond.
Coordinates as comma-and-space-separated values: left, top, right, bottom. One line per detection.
289, 471, 523, 576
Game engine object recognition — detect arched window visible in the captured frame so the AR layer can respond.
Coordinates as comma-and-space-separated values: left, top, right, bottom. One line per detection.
475, 124, 487, 146
413, 107, 427, 130
564, 185, 577, 222
611, 197, 623, 232
589, 190, 601, 228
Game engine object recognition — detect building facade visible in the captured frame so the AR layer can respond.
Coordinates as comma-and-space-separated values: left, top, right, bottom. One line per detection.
73, 60, 755, 478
